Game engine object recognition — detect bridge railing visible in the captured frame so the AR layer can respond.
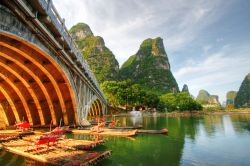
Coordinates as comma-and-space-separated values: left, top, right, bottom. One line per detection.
38, 0, 102, 95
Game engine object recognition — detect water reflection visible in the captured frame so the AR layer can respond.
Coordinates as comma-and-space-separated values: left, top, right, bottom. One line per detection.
129, 111, 142, 126
104, 114, 250, 166
230, 114, 250, 133
0, 152, 25, 166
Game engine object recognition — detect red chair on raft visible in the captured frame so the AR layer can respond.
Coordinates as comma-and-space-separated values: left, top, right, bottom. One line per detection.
16, 121, 31, 131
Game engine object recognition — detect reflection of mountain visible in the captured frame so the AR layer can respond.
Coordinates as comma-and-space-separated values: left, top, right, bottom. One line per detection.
202, 116, 224, 137
230, 114, 250, 133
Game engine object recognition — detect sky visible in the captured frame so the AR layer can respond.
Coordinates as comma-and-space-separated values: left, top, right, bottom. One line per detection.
53, 0, 250, 103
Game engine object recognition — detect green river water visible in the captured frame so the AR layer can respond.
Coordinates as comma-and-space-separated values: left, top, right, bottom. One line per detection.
1, 113, 250, 166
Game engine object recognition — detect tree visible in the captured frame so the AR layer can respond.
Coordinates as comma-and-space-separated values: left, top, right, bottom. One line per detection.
160, 92, 202, 112
160, 93, 177, 112
177, 92, 202, 111
101, 80, 120, 106
143, 93, 160, 108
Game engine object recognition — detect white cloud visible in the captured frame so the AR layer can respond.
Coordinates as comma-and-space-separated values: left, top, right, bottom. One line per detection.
174, 45, 250, 102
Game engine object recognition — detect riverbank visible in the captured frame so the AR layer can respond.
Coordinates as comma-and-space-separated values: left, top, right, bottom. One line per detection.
164, 109, 250, 117
109, 109, 250, 117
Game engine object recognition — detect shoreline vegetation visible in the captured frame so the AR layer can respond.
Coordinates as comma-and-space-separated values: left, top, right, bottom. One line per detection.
107, 108, 250, 117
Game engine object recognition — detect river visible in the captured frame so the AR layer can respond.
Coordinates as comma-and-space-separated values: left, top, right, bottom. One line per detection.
1, 113, 250, 166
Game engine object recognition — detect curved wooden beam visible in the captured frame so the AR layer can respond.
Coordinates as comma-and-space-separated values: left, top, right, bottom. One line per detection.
0, 103, 10, 126
96, 100, 102, 116
94, 101, 99, 116
0, 52, 57, 125
0, 72, 33, 125
89, 106, 92, 117
92, 101, 97, 116
90, 106, 94, 117
0, 86, 20, 123
0, 62, 41, 125
95, 99, 101, 116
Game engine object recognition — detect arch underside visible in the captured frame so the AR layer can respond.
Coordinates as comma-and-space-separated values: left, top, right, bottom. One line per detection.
0, 32, 77, 126
87, 99, 103, 118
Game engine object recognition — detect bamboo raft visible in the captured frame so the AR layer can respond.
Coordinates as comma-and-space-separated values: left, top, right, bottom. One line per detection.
109, 125, 143, 129
90, 121, 113, 125
101, 128, 168, 134
21, 135, 105, 150
137, 128, 168, 134
0, 131, 34, 143
72, 129, 137, 137
1, 136, 111, 165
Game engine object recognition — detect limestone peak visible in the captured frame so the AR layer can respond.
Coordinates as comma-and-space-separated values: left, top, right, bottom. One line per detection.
120, 37, 178, 94
70, 23, 119, 83
196, 90, 220, 105
135, 37, 170, 70
235, 73, 250, 108
70, 23, 93, 41
137, 37, 167, 58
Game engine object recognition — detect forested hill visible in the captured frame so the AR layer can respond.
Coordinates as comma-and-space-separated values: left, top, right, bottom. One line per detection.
119, 37, 179, 94
235, 73, 250, 108
70, 23, 119, 83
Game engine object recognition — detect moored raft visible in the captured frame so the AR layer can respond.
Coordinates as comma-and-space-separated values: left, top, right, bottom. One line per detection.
109, 125, 143, 129
0, 134, 19, 143
137, 128, 168, 134
21, 135, 105, 150
1, 137, 111, 165
72, 129, 137, 137
0, 131, 34, 143
90, 120, 113, 125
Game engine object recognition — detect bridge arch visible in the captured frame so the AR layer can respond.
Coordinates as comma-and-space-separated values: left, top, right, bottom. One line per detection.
0, 32, 77, 126
87, 98, 104, 118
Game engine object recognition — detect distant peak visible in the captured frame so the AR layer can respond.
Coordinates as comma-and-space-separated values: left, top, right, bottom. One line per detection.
136, 37, 167, 58
199, 89, 209, 94
70, 22, 93, 40
247, 73, 250, 79
182, 84, 189, 93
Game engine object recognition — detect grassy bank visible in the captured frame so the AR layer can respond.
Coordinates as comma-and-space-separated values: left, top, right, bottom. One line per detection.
164, 109, 250, 117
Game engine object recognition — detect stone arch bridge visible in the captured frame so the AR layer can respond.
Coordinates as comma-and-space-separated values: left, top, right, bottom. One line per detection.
0, 0, 107, 127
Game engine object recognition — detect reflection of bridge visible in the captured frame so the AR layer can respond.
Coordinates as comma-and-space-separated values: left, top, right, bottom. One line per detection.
0, 0, 107, 126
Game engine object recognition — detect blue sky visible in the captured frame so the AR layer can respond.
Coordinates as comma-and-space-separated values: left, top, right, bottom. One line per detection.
53, 0, 250, 102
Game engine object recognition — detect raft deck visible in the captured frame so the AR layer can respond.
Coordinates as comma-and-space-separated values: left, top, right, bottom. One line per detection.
137, 128, 168, 134
72, 129, 137, 137
1, 136, 111, 165
0, 131, 35, 143
109, 125, 143, 129
21, 135, 105, 150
